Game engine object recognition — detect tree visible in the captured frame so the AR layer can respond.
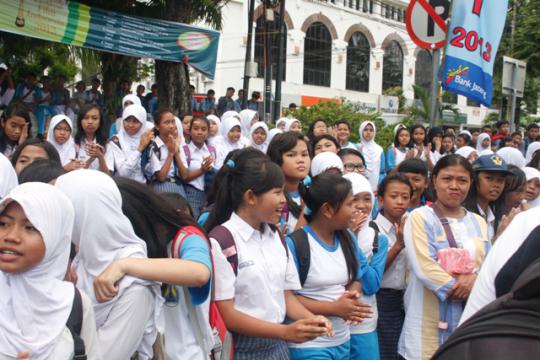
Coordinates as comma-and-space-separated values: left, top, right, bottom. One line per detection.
404, 85, 459, 124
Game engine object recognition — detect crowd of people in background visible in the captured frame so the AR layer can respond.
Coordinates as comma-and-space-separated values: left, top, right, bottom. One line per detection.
2, 66, 540, 360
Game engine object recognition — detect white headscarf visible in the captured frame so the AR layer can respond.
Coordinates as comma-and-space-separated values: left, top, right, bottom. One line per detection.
46, 114, 77, 166
249, 121, 269, 152
0, 153, 17, 199
239, 109, 258, 136
311, 152, 344, 176
118, 104, 147, 153
476, 133, 493, 156
455, 146, 477, 160
393, 123, 407, 136
523, 167, 540, 208
267, 128, 283, 145
276, 117, 289, 130
284, 118, 301, 132
207, 114, 222, 147
359, 121, 383, 191
55, 169, 160, 328
526, 142, 540, 164
221, 111, 240, 122
459, 129, 472, 138
0, 183, 75, 360
343, 172, 375, 245
497, 147, 526, 168
122, 94, 141, 108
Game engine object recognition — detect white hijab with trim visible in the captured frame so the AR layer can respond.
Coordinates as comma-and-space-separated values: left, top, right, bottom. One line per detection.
476, 133, 493, 156
0, 153, 17, 199
284, 118, 301, 132
497, 146, 526, 168
118, 104, 147, 153
249, 121, 269, 152
0, 183, 74, 360
46, 114, 77, 166
455, 146, 477, 160
343, 172, 375, 250
311, 152, 344, 176
276, 117, 289, 130
359, 121, 383, 191
207, 114, 222, 147
122, 94, 142, 108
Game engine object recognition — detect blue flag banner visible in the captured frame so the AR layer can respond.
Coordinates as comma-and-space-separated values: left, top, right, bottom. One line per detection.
442, 0, 509, 107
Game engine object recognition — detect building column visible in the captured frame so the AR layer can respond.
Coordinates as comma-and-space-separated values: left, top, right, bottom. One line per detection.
332, 39, 348, 90
402, 51, 416, 100
370, 48, 384, 95
287, 29, 305, 85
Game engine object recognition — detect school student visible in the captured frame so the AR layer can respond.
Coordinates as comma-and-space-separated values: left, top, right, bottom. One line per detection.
359, 121, 385, 191
338, 148, 367, 177
276, 117, 288, 131
344, 172, 389, 360
523, 167, 540, 208
249, 121, 269, 153
182, 117, 217, 218
108, 104, 154, 183
286, 173, 369, 359
476, 133, 493, 156
310, 151, 344, 177
94, 178, 214, 360
206, 114, 222, 147
205, 150, 332, 359
334, 120, 357, 150
399, 155, 489, 360
74, 104, 112, 173
306, 119, 328, 141
409, 124, 428, 160
501, 165, 528, 216
396, 159, 430, 210
311, 134, 340, 157
17, 158, 66, 184
0, 182, 100, 360
441, 134, 455, 157
496, 145, 526, 168
239, 109, 259, 143
268, 128, 283, 147
267, 132, 311, 233
0, 153, 17, 198
386, 126, 410, 173
111, 94, 143, 136
285, 118, 302, 133
0, 106, 31, 158
10, 138, 61, 175
456, 132, 472, 149
373, 174, 412, 360
55, 170, 163, 359
464, 155, 512, 242
46, 114, 81, 171
215, 115, 246, 169
426, 127, 444, 170
145, 109, 189, 196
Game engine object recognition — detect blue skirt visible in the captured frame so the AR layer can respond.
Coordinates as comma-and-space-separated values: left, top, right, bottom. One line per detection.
376, 289, 405, 360
184, 185, 206, 219
233, 333, 290, 360
151, 180, 186, 197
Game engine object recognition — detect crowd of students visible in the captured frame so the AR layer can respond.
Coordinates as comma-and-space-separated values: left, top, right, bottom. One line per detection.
2, 76, 540, 360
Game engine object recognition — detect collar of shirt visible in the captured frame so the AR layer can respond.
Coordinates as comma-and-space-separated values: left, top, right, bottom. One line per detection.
229, 212, 269, 243
374, 212, 396, 236
155, 135, 166, 149
477, 204, 495, 223
188, 141, 209, 153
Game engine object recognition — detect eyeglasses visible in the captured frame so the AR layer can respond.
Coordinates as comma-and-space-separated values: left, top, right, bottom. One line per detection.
343, 162, 366, 172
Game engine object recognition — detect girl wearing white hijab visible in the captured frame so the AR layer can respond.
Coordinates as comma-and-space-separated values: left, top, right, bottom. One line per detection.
525, 141, 540, 164
215, 116, 245, 168
310, 151, 344, 176
523, 167, 540, 208
343, 172, 389, 360
267, 128, 283, 147
239, 109, 259, 140
497, 146, 526, 167
206, 114, 222, 147
55, 170, 163, 360
0, 182, 100, 360
359, 121, 385, 191
220, 110, 240, 122
46, 114, 78, 168
108, 104, 152, 183
0, 153, 17, 199
284, 118, 302, 133
476, 133, 493, 156
276, 117, 288, 131
112, 94, 143, 136
455, 145, 478, 162
249, 121, 269, 152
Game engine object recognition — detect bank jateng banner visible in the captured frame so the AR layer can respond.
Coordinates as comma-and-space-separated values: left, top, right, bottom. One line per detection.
0, 0, 220, 79
442, 0, 508, 107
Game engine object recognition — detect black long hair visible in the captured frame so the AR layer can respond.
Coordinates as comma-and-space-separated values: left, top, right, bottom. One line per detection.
427, 126, 444, 151
10, 138, 61, 168
204, 148, 284, 232
300, 172, 358, 284
502, 165, 527, 215
310, 134, 340, 155
74, 104, 108, 147
0, 105, 32, 153
113, 177, 203, 258
18, 158, 66, 184
409, 124, 427, 146
393, 127, 410, 149
267, 131, 308, 219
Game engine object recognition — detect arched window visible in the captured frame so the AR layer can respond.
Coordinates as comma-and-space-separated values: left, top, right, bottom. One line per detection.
382, 40, 403, 91
346, 32, 370, 92
303, 22, 332, 87
414, 49, 432, 92
255, 12, 287, 80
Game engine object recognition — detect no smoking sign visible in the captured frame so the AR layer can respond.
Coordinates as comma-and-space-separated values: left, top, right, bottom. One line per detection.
406, 0, 450, 49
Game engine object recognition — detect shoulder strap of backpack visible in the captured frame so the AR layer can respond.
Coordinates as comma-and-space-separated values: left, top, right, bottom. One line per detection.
431, 203, 458, 248
290, 228, 310, 287
110, 136, 121, 150
66, 286, 86, 359
207, 144, 217, 160
209, 225, 238, 276
369, 220, 380, 254
170, 225, 207, 259
183, 144, 191, 167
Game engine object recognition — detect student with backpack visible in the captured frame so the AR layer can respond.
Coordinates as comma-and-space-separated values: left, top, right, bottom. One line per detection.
0, 182, 100, 360
286, 172, 372, 359
214, 115, 246, 169
344, 172, 389, 360
359, 121, 385, 191
182, 116, 217, 218
399, 155, 489, 360
56, 170, 163, 359
373, 174, 412, 359
205, 150, 333, 359
108, 104, 154, 183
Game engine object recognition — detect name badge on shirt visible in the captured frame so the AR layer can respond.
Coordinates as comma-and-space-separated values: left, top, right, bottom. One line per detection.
238, 260, 255, 269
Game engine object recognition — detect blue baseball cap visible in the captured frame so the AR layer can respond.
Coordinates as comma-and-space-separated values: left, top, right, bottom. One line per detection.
472, 154, 512, 174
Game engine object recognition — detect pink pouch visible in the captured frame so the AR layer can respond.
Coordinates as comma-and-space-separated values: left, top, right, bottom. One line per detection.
437, 248, 476, 275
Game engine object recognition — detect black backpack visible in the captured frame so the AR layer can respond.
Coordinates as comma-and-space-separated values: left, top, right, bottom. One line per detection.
432, 257, 540, 360
66, 286, 87, 359
290, 222, 379, 287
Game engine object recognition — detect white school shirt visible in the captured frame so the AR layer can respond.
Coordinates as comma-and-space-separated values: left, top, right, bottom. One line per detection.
76, 137, 113, 171
211, 212, 300, 323
375, 213, 407, 290
108, 140, 145, 183
185, 142, 214, 191
286, 195, 302, 232
147, 136, 188, 180
289, 230, 350, 349
477, 204, 496, 243
0, 88, 14, 107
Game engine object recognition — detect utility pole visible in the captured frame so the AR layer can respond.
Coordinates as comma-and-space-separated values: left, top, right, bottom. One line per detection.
273, 0, 286, 122
242, 0, 256, 110
263, 2, 274, 122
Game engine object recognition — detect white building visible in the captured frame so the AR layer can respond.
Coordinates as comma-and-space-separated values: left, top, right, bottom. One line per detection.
192, 0, 490, 127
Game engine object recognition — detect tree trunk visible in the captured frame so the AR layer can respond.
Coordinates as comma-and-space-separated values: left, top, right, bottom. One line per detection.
100, 52, 137, 120
154, 0, 192, 115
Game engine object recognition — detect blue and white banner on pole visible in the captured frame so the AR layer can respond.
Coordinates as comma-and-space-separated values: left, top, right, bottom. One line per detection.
442, 0, 509, 107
